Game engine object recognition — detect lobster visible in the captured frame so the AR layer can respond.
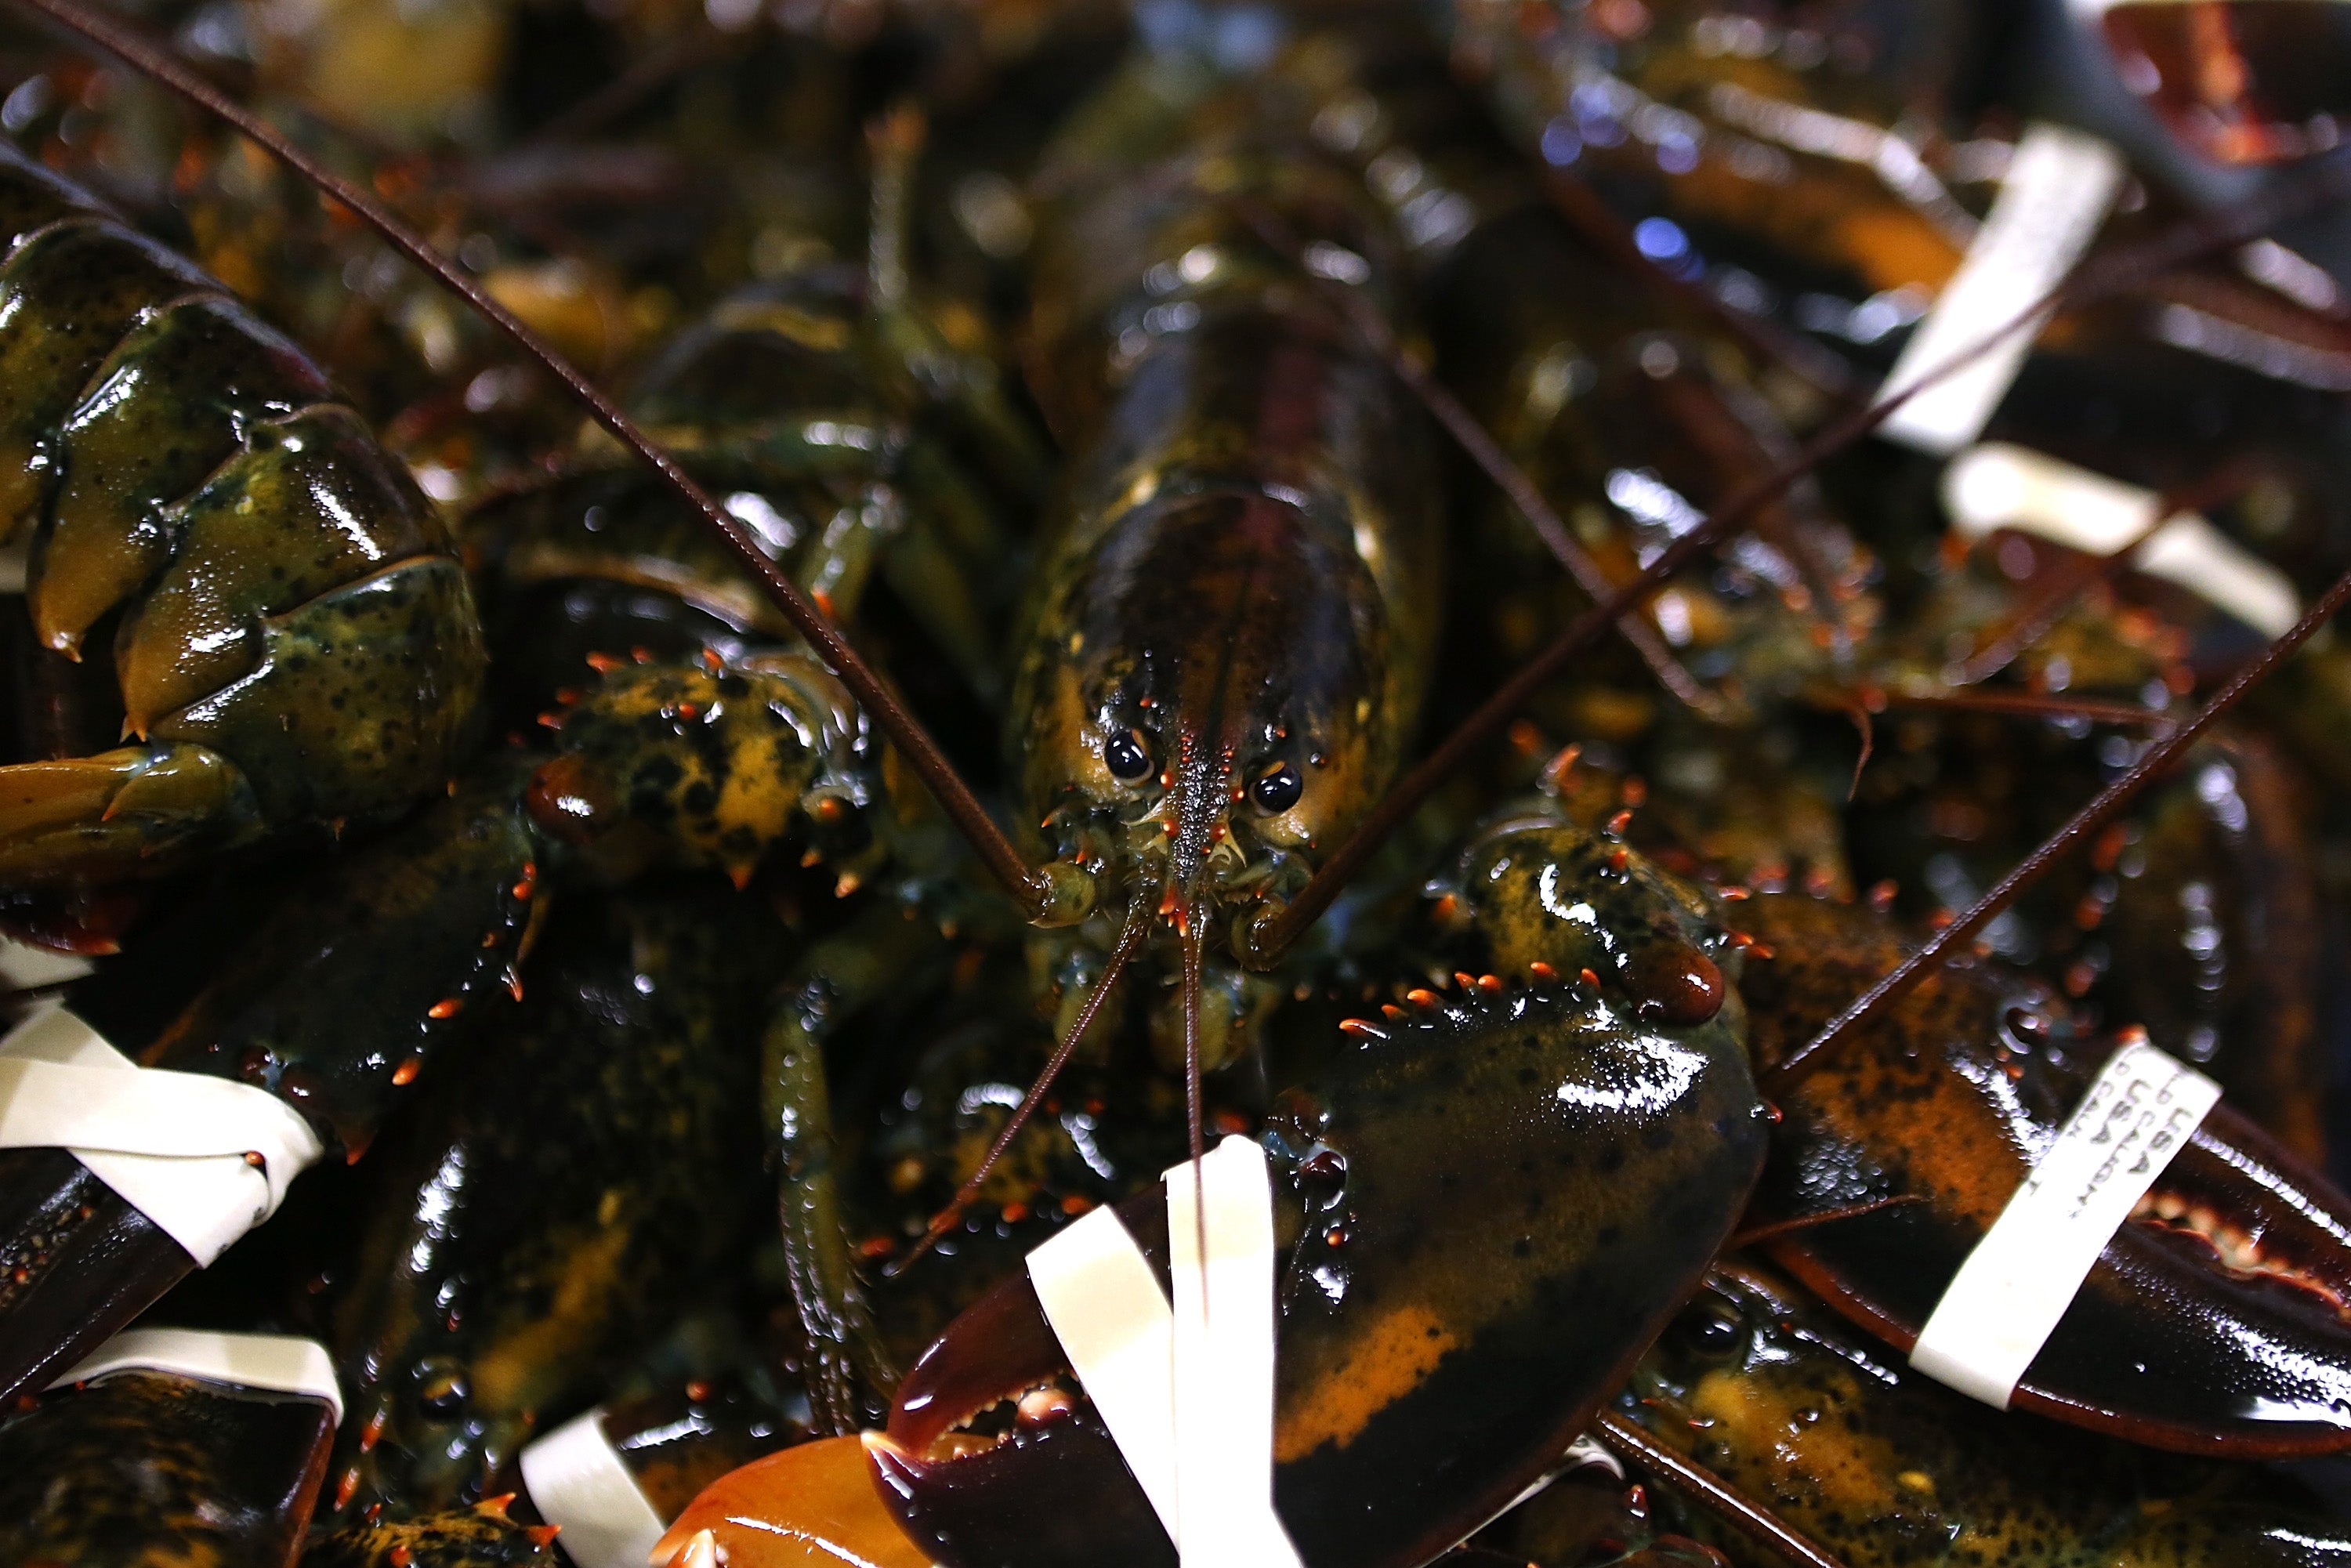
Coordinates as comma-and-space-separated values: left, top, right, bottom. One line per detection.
1620, 1258, 2351, 1565
1734, 883, 2351, 1458
712, 819, 1772, 1568
0, 2, 2347, 1565
0, 1355, 339, 1565
0, 139, 485, 904
318, 882, 773, 1520
0, 154, 1042, 1414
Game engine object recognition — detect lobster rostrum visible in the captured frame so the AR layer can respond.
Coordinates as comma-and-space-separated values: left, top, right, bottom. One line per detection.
0, 139, 485, 899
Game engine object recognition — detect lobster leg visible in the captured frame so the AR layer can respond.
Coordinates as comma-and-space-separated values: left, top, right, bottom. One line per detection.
763, 901, 966, 1436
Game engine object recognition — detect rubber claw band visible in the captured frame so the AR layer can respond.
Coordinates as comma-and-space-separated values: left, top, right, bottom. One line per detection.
0, 1008, 321, 1265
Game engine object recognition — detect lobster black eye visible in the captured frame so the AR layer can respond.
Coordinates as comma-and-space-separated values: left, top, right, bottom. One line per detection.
1251, 761, 1302, 813
1105, 727, 1154, 781
1669, 1296, 1745, 1363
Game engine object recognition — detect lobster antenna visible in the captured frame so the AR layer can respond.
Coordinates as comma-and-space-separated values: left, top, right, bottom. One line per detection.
1592, 1410, 1853, 1568
1764, 556, 2351, 1093
1946, 456, 2261, 686
1238, 147, 2351, 968
1538, 166, 1864, 404
10, 0, 1052, 918
892, 898, 1150, 1273
1238, 200, 1727, 718
1723, 1193, 1925, 1251
1824, 689, 2175, 730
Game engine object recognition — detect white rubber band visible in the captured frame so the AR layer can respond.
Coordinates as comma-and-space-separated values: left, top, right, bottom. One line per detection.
1877, 124, 2126, 454
1027, 1198, 1182, 1539
518, 1407, 666, 1568
0, 935, 92, 999
1910, 1037, 2220, 1408
49, 1327, 342, 1422
1942, 443, 2300, 639
1166, 1138, 1302, 1568
1026, 1136, 1300, 1564
0, 1009, 322, 1266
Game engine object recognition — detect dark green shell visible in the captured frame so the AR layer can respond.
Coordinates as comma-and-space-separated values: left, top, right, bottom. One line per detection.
0, 1367, 333, 1567
1630, 1262, 2351, 1567
324, 880, 773, 1516
303, 1505, 556, 1568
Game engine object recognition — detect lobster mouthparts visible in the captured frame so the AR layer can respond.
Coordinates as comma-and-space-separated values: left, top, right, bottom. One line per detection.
871, 979, 1771, 1568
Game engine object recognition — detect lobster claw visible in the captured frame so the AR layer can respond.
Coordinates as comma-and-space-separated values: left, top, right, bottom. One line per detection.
871, 978, 1771, 1568
1742, 892, 2351, 1456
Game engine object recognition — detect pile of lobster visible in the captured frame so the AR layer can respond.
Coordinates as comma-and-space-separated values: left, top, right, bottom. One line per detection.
0, 0, 2347, 1563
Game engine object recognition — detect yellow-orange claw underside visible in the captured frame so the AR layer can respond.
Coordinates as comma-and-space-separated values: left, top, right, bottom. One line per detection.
651, 1435, 933, 1568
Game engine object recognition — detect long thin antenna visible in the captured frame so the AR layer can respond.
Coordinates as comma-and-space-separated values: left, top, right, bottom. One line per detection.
891, 900, 1150, 1273
1329, 269, 1730, 719
1240, 200, 1726, 718
1824, 688, 2175, 730
1946, 456, 2261, 686
1539, 168, 1865, 406
1592, 1411, 1853, 1568
1765, 557, 2351, 1092
10, 0, 1050, 916
1238, 147, 2351, 967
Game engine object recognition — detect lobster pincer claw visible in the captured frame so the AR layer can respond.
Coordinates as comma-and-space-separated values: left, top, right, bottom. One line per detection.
1741, 891, 2351, 1457
870, 976, 1770, 1568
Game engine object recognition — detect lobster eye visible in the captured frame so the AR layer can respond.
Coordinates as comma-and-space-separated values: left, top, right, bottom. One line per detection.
1251, 761, 1302, 813
1668, 1296, 1745, 1363
1105, 727, 1154, 781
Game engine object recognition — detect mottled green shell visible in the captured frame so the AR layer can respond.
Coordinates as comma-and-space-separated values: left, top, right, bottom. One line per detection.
304, 1506, 556, 1568
1630, 1262, 2351, 1567
324, 882, 773, 1516
0, 137, 485, 871
0, 1368, 333, 1567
